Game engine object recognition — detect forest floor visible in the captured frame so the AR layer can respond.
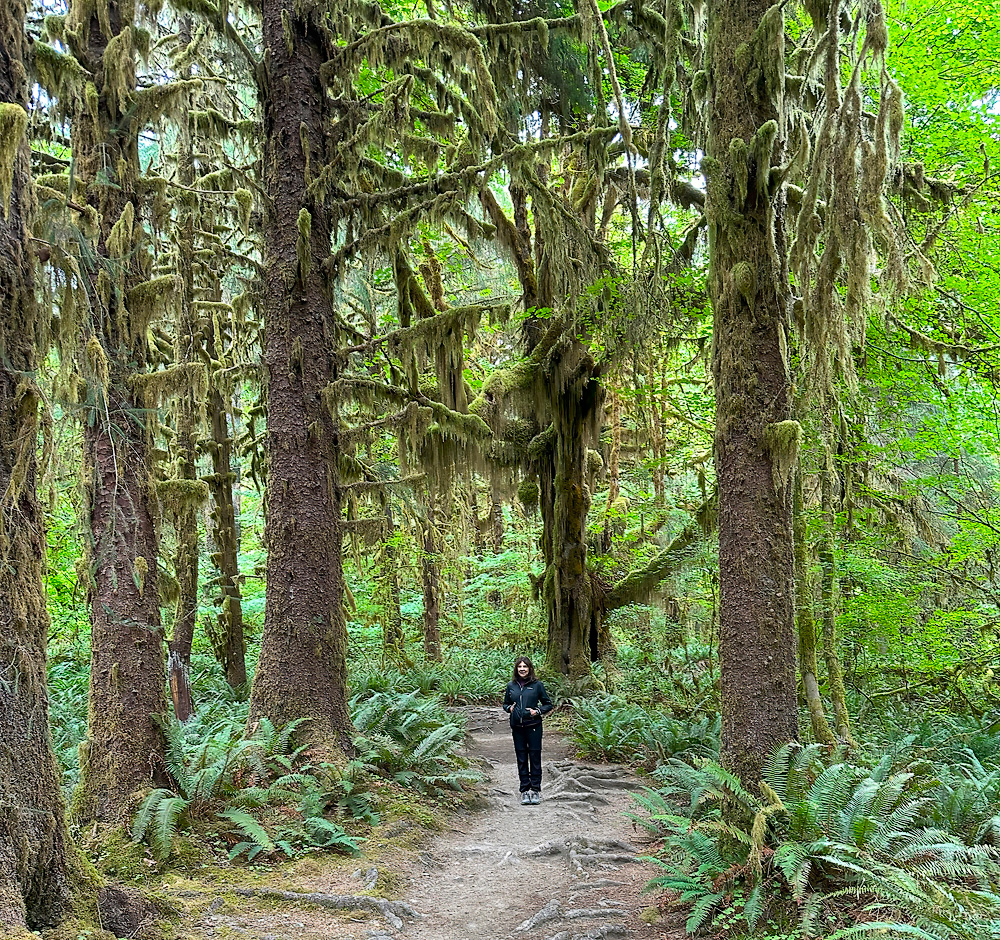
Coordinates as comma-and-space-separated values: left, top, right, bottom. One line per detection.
159, 706, 687, 940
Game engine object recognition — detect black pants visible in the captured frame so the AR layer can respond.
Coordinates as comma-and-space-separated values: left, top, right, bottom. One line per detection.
511, 723, 543, 792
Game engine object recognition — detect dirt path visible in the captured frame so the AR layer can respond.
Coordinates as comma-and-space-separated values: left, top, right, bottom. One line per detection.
174, 707, 685, 940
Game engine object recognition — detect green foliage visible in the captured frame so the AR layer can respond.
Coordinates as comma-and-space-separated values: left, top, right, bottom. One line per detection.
570, 696, 719, 765
638, 742, 1000, 938
131, 715, 360, 864
351, 689, 481, 795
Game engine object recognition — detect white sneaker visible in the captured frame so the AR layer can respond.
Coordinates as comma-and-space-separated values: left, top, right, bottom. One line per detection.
529, 790, 541, 804
520, 792, 531, 805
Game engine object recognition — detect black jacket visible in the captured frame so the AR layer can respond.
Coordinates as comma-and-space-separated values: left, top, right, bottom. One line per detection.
503, 679, 553, 728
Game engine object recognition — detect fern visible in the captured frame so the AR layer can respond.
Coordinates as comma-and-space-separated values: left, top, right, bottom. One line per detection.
152, 794, 190, 862
637, 743, 1000, 938
219, 808, 276, 856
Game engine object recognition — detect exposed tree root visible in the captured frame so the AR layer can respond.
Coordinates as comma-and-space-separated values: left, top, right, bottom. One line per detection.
174, 887, 420, 929
517, 897, 628, 936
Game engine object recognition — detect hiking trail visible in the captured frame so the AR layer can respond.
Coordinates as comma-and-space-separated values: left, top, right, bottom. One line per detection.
167, 706, 687, 940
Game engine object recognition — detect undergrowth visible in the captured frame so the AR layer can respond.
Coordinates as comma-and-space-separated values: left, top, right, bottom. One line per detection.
125, 682, 480, 866
633, 740, 1000, 939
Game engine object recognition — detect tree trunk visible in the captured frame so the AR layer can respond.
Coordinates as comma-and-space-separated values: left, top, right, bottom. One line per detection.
708, 0, 799, 788
490, 477, 504, 554
167, 43, 201, 720
794, 470, 835, 744
820, 466, 854, 744
247, 1, 352, 752
380, 503, 407, 664
539, 384, 604, 677
0, 6, 74, 927
601, 390, 622, 552
421, 499, 443, 662
70, 0, 168, 823
204, 298, 247, 690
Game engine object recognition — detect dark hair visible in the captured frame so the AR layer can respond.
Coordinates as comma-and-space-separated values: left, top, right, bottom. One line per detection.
512, 655, 537, 683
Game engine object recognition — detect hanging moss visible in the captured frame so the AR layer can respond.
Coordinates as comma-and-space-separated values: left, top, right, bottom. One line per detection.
133, 79, 203, 126
85, 335, 109, 390
762, 419, 802, 492
125, 274, 178, 321
133, 555, 149, 597
0, 103, 28, 217
517, 477, 540, 512
728, 137, 748, 207
235, 188, 253, 235
156, 478, 210, 508
129, 363, 207, 408
32, 42, 89, 101
750, 119, 778, 203
102, 26, 135, 117
106, 202, 135, 261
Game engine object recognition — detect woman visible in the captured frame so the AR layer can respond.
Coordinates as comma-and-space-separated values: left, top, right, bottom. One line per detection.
503, 656, 553, 805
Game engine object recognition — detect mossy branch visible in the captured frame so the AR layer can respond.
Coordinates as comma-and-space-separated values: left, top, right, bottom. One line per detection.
604, 493, 717, 612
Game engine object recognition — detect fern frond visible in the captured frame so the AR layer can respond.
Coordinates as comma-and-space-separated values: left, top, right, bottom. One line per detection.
219, 808, 275, 853
152, 794, 190, 861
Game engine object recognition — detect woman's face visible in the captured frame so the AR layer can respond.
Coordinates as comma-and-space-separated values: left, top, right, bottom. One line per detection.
517, 661, 530, 678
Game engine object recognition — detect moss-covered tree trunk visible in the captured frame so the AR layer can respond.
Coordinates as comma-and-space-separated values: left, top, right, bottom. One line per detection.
421, 497, 443, 662
707, 0, 799, 788
168, 82, 200, 721
0, 5, 74, 929
379, 503, 407, 663
246, 0, 352, 751
70, 0, 169, 823
794, 469, 835, 744
204, 287, 247, 690
601, 390, 621, 552
538, 378, 604, 677
820, 465, 853, 744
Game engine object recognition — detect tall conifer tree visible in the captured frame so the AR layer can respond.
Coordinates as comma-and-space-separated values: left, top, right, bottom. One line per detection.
0, 0, 74, 928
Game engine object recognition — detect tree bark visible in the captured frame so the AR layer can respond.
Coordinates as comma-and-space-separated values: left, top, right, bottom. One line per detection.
707, 0, 799, 788
204, 293, 247, 690
70, 0, 168, 823
247, 0, 352, 752
0, 4, 74, 927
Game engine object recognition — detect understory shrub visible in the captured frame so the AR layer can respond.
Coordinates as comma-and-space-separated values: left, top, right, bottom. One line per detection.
132, 715, 360, 863
350, 688, 482, 794
570, 696, 720, 765
131, 686, 477, 865
634, 741, 1000, 939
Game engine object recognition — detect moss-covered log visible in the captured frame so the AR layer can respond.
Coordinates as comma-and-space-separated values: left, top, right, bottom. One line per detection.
0, 0, 74, 928
603, 495, 716, 613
